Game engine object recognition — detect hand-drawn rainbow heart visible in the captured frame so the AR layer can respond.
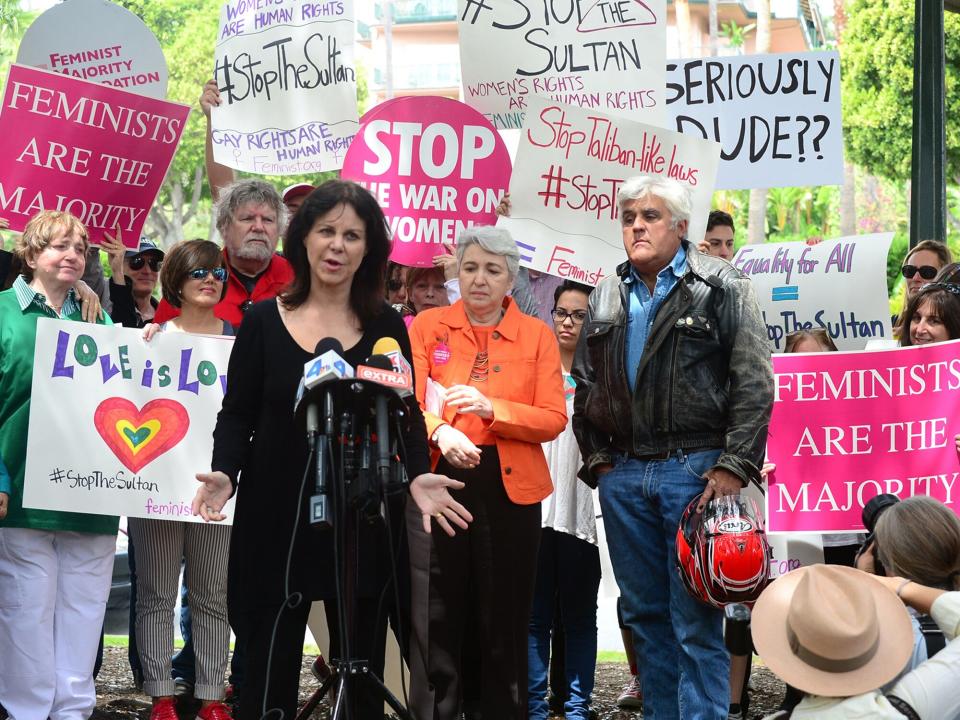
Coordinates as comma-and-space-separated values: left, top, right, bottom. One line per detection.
94, 398, 190, 473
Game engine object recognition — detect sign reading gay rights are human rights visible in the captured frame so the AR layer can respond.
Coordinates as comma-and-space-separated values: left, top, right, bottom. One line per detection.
765, 341, 960, 534
23, 320, 237, 524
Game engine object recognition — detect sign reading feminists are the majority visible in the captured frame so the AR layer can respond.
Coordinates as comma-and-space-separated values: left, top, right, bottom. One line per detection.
457, 0, 667, 130
211, 0, 359, 175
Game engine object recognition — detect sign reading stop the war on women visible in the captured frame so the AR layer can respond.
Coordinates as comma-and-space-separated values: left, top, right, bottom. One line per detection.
0, 64, 189, 247
16, 0, 169, 100
211, 0, 359, 175
498, 95, 719, 285
341, 96, 513, 268
765, 340, 960, 533
457, 0, 667, 130
732, 234, 894, 352
23, 320, 237, 524
666, 51, 842, 190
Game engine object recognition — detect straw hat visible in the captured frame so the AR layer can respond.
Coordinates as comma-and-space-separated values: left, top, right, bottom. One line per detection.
751, 565, 914, 698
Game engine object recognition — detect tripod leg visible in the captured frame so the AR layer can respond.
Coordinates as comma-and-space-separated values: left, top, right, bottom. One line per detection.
329, 672, 351, 720
359, 671, 416, 720
295, 670, 339, 720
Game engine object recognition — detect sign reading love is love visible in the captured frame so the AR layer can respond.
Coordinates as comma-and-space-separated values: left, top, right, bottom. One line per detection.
23, 320, 236, 524
765, 340, 960, 534
341, 96, 512, 267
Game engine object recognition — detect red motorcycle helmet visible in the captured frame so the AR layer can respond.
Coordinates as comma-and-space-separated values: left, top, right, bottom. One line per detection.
676, 494, 772, 608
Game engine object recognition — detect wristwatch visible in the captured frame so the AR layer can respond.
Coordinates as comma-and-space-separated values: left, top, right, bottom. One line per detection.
430, 426, 445, 447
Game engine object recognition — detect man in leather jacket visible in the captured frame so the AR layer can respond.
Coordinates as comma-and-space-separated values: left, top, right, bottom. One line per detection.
572, 176, 773, 720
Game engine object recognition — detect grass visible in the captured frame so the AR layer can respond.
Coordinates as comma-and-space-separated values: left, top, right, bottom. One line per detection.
596, 651, 628, 664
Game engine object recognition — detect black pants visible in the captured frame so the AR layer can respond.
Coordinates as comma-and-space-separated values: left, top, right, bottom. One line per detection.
407, 447, 541, 720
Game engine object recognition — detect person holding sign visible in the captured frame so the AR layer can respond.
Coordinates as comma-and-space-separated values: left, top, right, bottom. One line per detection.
572, 176, 773, 720
0, 210, 117, 720
899, 282, 960, 346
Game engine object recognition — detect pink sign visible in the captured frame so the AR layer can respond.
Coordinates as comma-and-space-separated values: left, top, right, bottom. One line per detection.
0, 64, 189, 247
341, 96, 512, 268
766, 340, 960, 533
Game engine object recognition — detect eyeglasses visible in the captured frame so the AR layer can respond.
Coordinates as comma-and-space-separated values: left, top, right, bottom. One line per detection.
387, 279, 404, 292
128, 255, 162, 272
188, 267, 228, 282
551, 309, 588, 324
902, 265, 939, 280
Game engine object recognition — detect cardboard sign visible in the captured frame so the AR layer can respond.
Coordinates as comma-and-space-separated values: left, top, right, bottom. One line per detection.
666, 52, 842, 190
341, 96, 512, 267
0, 64, 189, 247
498, 95, 720, 284
211, 0, 359, 174
765, 341, 960, 533
17, 0, 169, 100
732, 234, 894, 352
23, 320, 237, 524
457, 0, 667, 130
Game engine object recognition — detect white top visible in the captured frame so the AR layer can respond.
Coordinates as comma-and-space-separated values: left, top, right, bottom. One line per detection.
763, 591, 960, 720
541, 373, 598, 546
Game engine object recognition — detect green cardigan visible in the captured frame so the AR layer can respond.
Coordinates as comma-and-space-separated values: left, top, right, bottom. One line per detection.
0, 285, 118, 535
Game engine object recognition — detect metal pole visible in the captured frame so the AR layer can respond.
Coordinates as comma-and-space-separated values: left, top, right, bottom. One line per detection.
384, 1, 394, 100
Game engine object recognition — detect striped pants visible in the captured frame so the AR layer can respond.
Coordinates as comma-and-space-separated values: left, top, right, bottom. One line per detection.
127, 518, 230, 700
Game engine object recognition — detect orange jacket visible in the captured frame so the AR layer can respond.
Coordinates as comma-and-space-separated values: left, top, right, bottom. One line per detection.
408, 298, 567, 505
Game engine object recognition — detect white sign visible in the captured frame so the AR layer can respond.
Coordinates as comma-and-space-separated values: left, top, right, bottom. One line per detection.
498, 95, 720, 285
23, 320, 236, 524
731, 234, 895, 352
666, 52, 842, 190
17, 0, 169, 99
211, 0, 359, 175
457, 0, 667, 130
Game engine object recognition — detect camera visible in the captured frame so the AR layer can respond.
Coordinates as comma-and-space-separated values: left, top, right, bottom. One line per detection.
858, 493, 900, 576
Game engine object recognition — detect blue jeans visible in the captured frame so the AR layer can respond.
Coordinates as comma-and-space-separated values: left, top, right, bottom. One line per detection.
599, 450, 729, 720
528, 528, 601, 720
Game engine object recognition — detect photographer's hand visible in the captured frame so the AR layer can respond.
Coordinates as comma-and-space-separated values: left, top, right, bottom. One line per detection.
855, 540, 877, 574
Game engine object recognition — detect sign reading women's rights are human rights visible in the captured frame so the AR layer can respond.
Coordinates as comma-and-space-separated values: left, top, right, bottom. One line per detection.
766, 341, 960, 533
211, 0, 359, 174
23, 320, 236, 524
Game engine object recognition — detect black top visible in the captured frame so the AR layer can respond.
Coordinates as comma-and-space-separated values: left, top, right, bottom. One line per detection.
212, 299, 430, 608
109, 277, 158, 329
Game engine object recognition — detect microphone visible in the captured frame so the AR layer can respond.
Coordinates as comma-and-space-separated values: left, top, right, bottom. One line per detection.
372, 336, 413, 378
356, 338, 413, 397
302, 338, 354, 389
363, 355, 396, 490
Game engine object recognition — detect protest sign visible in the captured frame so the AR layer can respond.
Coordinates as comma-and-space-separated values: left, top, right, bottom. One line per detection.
743, 483, 824, 575
666, 52, 842, 190
0, 64, 189, 247
457, 0, 667, 130
732, 233, 894, 352
765, 341, 960, 533
341, 96, 512, 267
17, 0, 169, 100
498, 95, 720, 284
211, 0, 359, 175
23, 320, 237, 524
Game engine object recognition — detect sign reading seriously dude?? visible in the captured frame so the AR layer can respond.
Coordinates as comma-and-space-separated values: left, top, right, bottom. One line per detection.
341, 96, 512, 267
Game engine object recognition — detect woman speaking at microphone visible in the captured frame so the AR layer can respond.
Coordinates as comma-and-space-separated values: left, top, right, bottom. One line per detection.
190, 180, 471, 720
406, 226, 567, 720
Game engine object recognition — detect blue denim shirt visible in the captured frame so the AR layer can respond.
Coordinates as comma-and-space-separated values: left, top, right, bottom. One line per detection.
623, 245, 688, 392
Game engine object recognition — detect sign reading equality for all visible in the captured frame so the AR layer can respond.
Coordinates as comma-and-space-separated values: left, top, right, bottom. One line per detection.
666, 51, 842, 190
0, 64, 189, 247
498, 95, 720, 284
732, 234, 894, 352
766, 341, 960, 533
211, 0, 359, 175
23, 320, 237, 524
341, 96, 512, 268
457, 0, 667, 130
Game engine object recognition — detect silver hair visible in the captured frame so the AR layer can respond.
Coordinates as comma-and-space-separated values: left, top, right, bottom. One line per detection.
617, 176, 693, 231
456, 226, 521, 279
213, 180, 287, 236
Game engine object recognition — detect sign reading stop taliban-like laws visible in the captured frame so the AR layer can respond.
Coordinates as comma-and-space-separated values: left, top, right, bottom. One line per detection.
211, 0, 359, 175
0, 64, 189, 247
732, 234, 894, 352
498, 95, 719, 284
457, 0, 667, 130
341, 96, 513, 268
766, 341, 960, 533
23, 320, 237, 524
666, 51, 842, 190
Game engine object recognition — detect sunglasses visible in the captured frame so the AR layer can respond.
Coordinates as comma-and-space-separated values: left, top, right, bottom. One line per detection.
188, 267, 228, 282
387, 278, 404, 292
902, 264, 938, 280
128, 255, 162, 272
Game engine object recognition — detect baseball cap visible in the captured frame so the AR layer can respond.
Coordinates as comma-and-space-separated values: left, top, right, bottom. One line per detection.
282, 183, 315, 202
125, 238, 165, 259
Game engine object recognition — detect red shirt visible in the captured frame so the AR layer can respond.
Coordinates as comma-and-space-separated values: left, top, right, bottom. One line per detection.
154, 251, 293, 328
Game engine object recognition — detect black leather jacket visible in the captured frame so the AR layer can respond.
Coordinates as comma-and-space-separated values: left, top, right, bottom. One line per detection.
572, 241, 774, 487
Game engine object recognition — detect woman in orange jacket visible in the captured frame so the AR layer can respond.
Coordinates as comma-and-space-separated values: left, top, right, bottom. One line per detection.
406, 226, 567, 720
